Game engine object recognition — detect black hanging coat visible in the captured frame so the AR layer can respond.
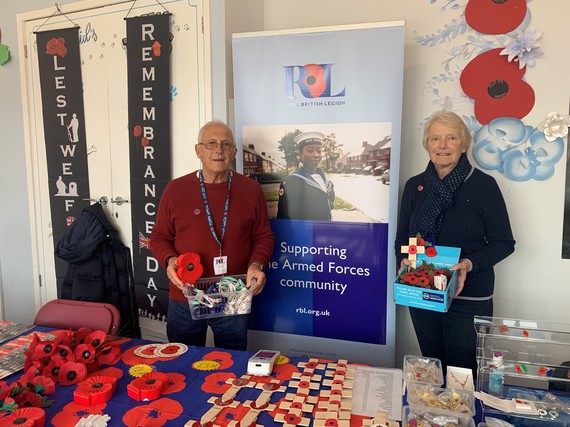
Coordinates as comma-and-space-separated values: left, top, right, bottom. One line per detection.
55, 203, 140, 337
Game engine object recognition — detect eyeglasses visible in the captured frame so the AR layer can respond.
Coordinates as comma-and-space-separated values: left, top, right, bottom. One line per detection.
199, 141, 235, 151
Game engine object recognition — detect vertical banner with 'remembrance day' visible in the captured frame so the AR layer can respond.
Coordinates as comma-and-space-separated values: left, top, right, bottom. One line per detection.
233, 22, 405, 366
126, 14, 171, 323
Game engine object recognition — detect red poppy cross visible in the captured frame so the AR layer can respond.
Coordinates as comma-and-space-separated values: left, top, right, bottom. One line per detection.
288, 377, 321, 397
401, 237, 425, 269
221, 375, 257, 402
274, 410, 311, 427
324, 361, 354, 382
254, 380, 287, 407
195, 396, 240, 426
291, 369, 323, 383
361, 411, 400, 427
278, 394, 316, 414
297, 358, 326, 372
232, 400, 277, 427
313, 411, 350, 427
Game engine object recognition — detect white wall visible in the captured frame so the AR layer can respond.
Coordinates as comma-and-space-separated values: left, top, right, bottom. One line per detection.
0, 0, 54, 324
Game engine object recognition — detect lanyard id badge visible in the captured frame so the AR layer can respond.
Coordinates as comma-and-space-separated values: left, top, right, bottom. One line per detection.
199, 170, 232, 275
214, 256, 228, 275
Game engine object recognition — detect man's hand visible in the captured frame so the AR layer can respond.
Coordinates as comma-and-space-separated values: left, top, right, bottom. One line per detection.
247, 263, 266, 296
166, 256, 191, 292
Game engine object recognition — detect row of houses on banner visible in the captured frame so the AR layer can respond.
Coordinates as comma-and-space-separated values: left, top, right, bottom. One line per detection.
339, 135, 392, 175
243, 136, 391, 177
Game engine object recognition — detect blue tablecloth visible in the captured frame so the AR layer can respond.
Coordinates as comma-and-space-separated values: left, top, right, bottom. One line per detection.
3, 327, 368, 427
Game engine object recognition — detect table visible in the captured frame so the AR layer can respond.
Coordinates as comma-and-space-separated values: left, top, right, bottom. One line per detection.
1, 326, 380, 427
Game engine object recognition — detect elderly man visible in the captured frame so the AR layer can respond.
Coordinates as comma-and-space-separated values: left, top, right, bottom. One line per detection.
277, 131, 335, 221
150, 120, 275, 350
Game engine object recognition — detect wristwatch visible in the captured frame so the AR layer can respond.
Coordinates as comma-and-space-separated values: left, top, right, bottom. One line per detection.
249, 261, 264, 271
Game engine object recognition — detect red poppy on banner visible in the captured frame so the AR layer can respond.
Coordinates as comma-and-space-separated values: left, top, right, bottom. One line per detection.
460, 48, 534, 124
302, 64, 327, 98
465, 0, 527, 35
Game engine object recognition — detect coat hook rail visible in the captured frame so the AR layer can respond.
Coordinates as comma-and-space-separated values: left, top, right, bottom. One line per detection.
83, 196, 108, 205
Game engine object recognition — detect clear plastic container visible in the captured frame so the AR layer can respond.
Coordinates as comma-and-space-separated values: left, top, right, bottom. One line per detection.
407, 381, 475, 417
403, 405, 476, 427
404, 355, 444, 386
183, 275, 252, 319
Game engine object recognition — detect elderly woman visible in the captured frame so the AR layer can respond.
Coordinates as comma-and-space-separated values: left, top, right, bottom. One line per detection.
395, 111, 515, 375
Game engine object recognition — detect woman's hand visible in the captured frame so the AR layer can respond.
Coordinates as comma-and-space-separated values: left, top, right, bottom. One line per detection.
398, 258, 412, 275
450, 259, 472, 297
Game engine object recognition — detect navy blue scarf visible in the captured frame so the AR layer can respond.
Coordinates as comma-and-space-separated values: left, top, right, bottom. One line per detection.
411, 153, 472, 239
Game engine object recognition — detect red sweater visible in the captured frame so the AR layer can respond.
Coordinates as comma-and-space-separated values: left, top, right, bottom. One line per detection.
150, 171, 275, 302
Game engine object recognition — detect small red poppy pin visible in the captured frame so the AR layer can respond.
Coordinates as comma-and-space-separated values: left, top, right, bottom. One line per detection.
418, 185, 423, 191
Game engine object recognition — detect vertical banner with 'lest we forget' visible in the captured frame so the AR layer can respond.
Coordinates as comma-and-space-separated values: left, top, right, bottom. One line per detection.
233, 22, 405, 366
36, 27, 91, 295
126, 14, 171, 323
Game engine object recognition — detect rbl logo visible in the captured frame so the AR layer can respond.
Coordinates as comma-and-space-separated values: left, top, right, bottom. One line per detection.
284, 64, 346, 99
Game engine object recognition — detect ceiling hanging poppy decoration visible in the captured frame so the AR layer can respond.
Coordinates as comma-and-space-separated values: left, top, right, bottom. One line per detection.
465, 0, 527, 35
460, 48, 535, 124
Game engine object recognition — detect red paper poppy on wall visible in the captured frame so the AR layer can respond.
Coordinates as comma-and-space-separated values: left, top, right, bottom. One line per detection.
465, 0, 527, 35
460, 48, 535, 124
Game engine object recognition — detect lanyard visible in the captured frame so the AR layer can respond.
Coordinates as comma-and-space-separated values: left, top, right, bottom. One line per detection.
198, 170, 232, 255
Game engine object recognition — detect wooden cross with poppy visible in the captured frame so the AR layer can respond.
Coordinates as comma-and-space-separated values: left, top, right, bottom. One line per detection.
401, 237, 425, 269
254, 380, 287, 407
195, 396, 240, 426
234, 400, 277, 427
313, 410, 351, 427
361, 412, 399, 427
274, 409, 311, 427
291, 370, 323, 383
297, 358, 326, 372
278, 394, 316, 414
324, 362, 355, 382
322, 375, 354, 390
221, 375, 257, 402
288, 377, 322, 396
317, 394, 353, 412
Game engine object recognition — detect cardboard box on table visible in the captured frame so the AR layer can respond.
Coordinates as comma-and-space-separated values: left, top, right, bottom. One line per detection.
393, 245, 461, 312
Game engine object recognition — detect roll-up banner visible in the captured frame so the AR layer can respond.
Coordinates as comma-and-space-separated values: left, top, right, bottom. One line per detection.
233, 22, 405, 366
36, 27, 91, 294
126, 14, 172, 321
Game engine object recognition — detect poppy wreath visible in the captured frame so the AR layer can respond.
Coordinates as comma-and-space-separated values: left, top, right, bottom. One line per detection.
396, 260, 451, 291
0, 378, 55, 417
22, 328, 122, 388
176, 252, 204, 284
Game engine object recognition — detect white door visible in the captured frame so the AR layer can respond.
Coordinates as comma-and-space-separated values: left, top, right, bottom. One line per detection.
17, 0, 210, 338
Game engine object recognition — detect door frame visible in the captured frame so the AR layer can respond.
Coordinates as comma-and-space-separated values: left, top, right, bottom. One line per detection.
16, 0, 212, 317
